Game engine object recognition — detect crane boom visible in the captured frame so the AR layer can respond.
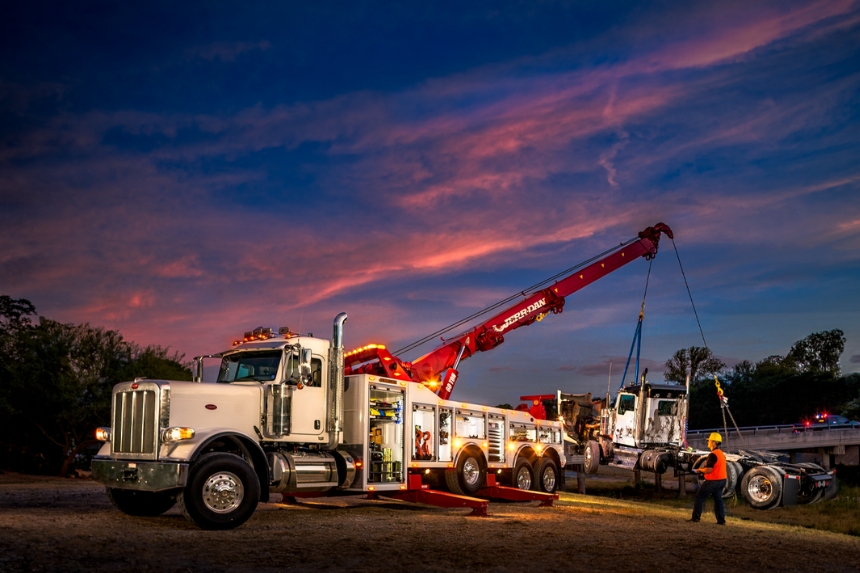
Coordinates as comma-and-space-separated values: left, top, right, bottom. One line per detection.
344, 222, 673, 399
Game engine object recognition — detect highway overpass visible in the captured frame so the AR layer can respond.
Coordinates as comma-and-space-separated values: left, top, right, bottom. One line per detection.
686, 425, 860, 468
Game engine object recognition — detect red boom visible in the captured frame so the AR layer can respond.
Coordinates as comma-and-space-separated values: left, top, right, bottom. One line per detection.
344, 223, 673, 398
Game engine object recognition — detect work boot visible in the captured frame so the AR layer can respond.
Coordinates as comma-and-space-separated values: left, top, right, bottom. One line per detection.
687, 518, 700, 522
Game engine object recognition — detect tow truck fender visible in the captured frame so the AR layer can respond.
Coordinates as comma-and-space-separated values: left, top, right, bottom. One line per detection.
172, 429, 270, 503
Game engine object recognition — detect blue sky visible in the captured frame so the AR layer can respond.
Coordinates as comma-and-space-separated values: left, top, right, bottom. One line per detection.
2, 1, 859, 406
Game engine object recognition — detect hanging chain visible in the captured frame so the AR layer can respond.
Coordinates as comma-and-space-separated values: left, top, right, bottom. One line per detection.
674, 236, 744, 446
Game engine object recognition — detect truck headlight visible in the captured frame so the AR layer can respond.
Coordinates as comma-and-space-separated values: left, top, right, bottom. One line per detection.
162, 427, 195, 442
95, 427, 111, 442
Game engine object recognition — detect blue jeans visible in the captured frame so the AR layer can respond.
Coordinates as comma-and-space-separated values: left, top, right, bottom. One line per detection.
692, 479, 726, 523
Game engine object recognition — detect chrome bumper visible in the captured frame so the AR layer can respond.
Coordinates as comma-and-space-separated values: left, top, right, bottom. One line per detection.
91, 458, 188, 492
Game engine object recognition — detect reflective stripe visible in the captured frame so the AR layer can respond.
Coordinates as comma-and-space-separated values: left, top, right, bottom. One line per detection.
705, 448, 727, 481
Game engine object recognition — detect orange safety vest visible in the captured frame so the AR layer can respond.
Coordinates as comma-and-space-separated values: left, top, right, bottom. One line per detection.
705, 448, 727, 481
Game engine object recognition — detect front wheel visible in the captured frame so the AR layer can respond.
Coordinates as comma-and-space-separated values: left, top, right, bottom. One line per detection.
537, 458, 559, 494
445, 449, 485, 495
106, 488, 176, 517
177, 453, 260, 530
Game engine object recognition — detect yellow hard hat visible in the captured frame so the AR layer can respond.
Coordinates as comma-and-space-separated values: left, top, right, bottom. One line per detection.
708, 432, 722, 443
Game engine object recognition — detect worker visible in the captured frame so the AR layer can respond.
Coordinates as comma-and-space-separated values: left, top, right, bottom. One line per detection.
689, 432, 727, 525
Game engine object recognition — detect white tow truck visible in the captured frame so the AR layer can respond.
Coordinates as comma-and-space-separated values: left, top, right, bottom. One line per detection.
91, 315, 565, 529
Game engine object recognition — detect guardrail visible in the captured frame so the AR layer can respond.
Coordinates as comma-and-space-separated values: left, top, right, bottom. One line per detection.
688, 423, 860, 439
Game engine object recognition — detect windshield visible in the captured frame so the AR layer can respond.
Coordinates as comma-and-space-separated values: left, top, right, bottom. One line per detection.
217, 350, 282, 383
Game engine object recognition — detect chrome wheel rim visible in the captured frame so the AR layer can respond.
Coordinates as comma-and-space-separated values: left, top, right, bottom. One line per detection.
542, 465, 556, 491
462, 457, 481, 487
203, 471, 244, 513
516, 466, 532, 490
748, 475, 774, 503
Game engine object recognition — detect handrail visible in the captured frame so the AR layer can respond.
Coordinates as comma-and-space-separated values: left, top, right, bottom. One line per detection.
687, 423, 860, 437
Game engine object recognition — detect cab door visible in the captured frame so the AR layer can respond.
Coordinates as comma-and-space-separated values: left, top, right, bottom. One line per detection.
613, 393, 638, 447
286, 354, 328, 438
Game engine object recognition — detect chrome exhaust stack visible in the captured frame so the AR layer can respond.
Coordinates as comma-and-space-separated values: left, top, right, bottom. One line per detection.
325, 312, 348, 449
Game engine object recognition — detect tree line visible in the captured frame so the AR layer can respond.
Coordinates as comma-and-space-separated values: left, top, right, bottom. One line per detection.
0, 295, 191, 476
2, 292, 857, 474
663, 329, 860, 429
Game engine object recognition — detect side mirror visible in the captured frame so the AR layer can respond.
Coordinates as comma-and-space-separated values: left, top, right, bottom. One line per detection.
300, 348, 313, 385
299, 348, 313, 385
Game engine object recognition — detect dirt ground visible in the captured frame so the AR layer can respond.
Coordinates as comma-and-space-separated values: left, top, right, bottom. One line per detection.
1, 472, 859, 573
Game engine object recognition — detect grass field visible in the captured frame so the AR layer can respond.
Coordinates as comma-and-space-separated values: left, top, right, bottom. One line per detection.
578, 470, 860, 537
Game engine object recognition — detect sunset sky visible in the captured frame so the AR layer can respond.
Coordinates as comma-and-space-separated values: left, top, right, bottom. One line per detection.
2, 1, 859, 406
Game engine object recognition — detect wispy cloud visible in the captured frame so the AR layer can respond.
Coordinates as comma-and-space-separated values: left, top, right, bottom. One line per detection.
1, 1, 858, 372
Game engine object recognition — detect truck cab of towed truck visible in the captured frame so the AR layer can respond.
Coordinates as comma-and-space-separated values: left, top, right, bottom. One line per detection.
607, 382, 687, 449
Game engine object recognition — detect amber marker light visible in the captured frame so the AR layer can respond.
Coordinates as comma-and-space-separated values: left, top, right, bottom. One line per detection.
95, 427, 111, 441
368, 486, 375, 491
508, 443, 516, 451
355, 461, 363, 468
453, 439, 462, 449
482, 442, 488, 448
412, 463, 418, 468
399, 485, 407, 490
535, 445, 544, 454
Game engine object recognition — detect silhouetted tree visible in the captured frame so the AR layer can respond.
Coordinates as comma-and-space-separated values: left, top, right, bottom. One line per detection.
0, 296, 191, 475
663, 346, 726, 386
786, 329, 845, 376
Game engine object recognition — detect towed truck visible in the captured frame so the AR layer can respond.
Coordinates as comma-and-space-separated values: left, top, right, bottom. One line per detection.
549, 376, 837, 509
91, 316, 566, 529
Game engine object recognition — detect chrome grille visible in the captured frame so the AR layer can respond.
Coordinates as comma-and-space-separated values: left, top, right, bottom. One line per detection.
111, 385, 159, 459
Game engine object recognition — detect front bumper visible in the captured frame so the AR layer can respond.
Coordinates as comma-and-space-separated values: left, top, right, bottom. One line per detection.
91, 458, 189, 492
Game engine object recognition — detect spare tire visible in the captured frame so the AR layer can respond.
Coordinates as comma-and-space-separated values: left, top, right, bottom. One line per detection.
740, 466, 783, 509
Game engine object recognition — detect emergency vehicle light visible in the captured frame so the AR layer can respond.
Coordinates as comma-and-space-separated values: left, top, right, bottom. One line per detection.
345, 343, 387, 357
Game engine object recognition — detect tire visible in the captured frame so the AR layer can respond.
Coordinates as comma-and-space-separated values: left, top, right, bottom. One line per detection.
730, 462, 744, 486
537, 458, 559, 494
692, 455, 709, 483
583, 440, 600, 475
106, 488, 176, 517
740, 466, 783, 510
721, 461, 738, 499
445, 449, 485, 495
512, 457, 534, 491
177, 453, 260, 530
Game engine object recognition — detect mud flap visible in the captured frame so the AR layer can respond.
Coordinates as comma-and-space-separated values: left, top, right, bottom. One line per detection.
824, 471, 838, 501
781, 474, 800, 506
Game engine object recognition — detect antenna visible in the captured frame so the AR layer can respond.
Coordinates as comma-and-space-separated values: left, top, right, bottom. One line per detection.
606, 360, 612, 395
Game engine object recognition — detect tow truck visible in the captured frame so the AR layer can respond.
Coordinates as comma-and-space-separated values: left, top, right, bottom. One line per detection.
90, 223, 674, 529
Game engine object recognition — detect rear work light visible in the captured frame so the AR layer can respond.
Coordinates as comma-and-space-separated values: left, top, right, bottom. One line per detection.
95, 427, 112, 442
